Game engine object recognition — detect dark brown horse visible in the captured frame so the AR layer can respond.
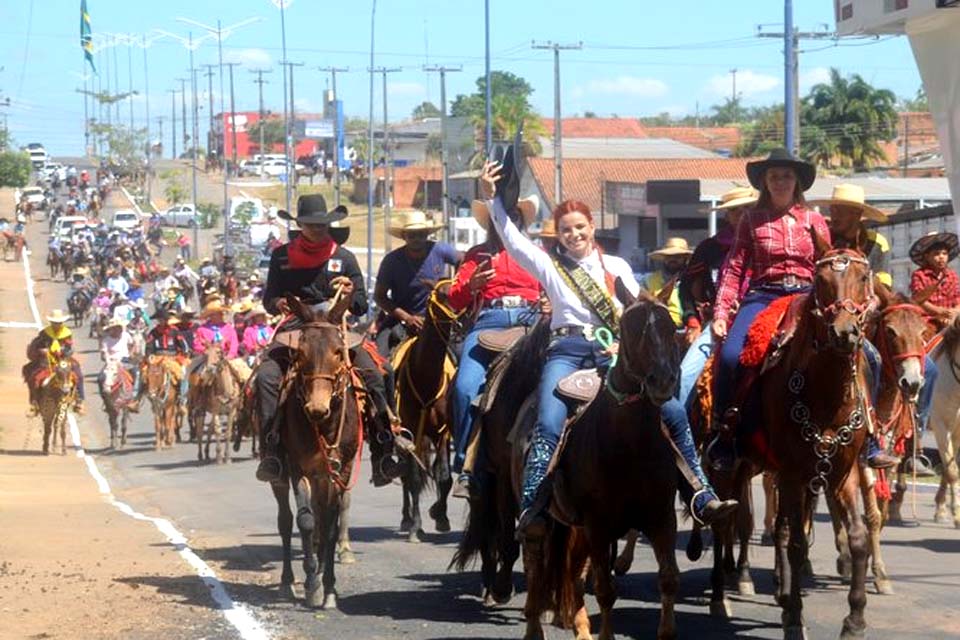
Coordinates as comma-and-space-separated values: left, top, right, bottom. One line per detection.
520, 287, 681, 640
393, 280, 458, 542
737, 238, 876, 640
270, 294, 361, 609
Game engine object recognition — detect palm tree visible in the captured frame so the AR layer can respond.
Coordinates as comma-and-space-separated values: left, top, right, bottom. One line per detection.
801, 68, 898, 171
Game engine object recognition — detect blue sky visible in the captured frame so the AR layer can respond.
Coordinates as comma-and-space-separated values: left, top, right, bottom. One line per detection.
1, 0, 923, 155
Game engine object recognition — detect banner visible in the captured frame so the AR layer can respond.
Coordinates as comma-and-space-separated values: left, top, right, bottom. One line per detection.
81, 0, 96, 73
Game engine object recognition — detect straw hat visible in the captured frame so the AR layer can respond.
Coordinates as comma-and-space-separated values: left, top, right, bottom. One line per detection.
470, 195, 540, 230
649, 237, 694, 260
701, 186, 759, 213
46, 309, 70, 323
389, 210, 444, 239
232, 299, 254, 315
200, 300, 227, 318
746, 147, 816, 192
808, 183, 888, 222
249, 303, 268, 318
910, 231, 959, 266
104, 317, 127, 331
528, 218, 557, 239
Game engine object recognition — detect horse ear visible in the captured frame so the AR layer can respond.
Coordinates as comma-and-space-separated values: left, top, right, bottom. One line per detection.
654, 276, 677, 306
287, 294, 314, 322
326, 293, 351, 326
911, 281, 939, 306
614, 276, 638, 308
809, 225, 831, 260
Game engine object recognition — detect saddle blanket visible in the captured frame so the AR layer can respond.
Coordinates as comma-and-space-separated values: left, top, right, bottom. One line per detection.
740, 294, 803, 368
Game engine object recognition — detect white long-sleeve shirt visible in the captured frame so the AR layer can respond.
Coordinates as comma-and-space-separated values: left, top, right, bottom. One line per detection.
489, 198, 640, 331
101, 331, 131, 362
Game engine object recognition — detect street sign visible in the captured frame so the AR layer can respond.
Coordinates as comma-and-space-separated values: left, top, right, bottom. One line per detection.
304, 119, 334, 139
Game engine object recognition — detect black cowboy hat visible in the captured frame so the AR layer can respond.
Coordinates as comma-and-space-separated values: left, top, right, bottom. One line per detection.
746, 147, 816, 192
495, 123, 525, 218
909, 231, 959, 266
277, 193, 348, 226
150, 308, 173, 321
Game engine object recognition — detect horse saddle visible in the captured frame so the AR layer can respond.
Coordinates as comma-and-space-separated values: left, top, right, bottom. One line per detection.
556, 368, 602, 404
271, 327, 364, 351
739, 293, 807, 373
478, 326, 528, 353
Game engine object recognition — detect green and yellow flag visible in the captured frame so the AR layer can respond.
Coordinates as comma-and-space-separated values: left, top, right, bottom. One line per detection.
80, 0, 96, 73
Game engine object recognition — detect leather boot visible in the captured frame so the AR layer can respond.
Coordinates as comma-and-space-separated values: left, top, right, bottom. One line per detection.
255, 431, 282, 483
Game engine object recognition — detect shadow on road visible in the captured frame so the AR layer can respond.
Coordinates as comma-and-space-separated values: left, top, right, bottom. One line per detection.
883, 537, 960, 554
0, 449, 48, 456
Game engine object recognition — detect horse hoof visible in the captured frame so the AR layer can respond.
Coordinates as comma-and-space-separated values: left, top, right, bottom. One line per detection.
839, 618, 866, 639
738, 580, 755, 597
305, 587, 323, 609
933, 507, 946, 524
322, 593, 338, 611
407, 528, 422, 544
710, 599, 732, 619
434, 516, 451, 533
783, 626, 808, 640
60, 446, 67, 456
953, 518, 960, 530
874, 578, 894, 595
337, 548, 356, 565
279, 583, 298, 601
482, 590, 497, 608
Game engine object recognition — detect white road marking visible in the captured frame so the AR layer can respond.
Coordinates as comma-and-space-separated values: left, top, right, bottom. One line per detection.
66, 415, 271, 640
21, 248, 42, 328
0, 321, 44, 329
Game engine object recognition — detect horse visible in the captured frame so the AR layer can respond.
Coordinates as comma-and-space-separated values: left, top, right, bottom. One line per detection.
2, 231, 25, 262
194, 344, 246, 464
47, 250, 60, 279
269, 294, 362, 609
730, 236, 876, 640
392, 281, 458, 542
143, 354, 181, 449
930, 313, 960, 529
36, 359, 78, 455
519, 286, 681, 640
451, 318, 550, 606
67, 289, 91, 328
100, 359, 136, 449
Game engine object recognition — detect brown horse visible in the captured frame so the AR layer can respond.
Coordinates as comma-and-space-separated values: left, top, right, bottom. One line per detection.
270, 294, 362, 609
143, 355, 180, 449
735, 238, 876, 640
520, 287, 681, 640
37, 360, 78, 455
393, 281, 458, 542
450, 317, 550, 606
194, 344, 246, 464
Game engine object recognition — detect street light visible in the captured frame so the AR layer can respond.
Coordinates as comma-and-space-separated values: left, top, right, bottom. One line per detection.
269, 0, 294, 224
123, 31, 167, 207
175, 16, 262, 260
367, 0, 377, 295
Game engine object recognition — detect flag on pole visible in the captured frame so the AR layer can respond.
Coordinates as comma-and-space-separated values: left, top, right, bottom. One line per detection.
80, 0, 96, 73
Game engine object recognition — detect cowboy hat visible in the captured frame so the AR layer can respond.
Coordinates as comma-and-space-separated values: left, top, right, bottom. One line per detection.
46, 309, 70, 323
700, 186, 759, 213
528, 218, 557, 239
249, 303, 268, 317
200, 300, 227, 318
495, 124, 525, 217
809, 183, 888, 223
329, 220, 351, 245
471, 195, 540, 230
910, 231, 960, 266
151, 308, 179, 324
232, 300, 253, 315
389, 210, 444, 239
104, 317, 127, 331
201, 257, 212, 264
649, 237, 694, 260
277, 193, 348, 226
178, 305, 196, 320
746, 148, 816, 192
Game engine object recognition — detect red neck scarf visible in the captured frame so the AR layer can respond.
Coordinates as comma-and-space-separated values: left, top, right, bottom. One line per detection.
288, 235, 338, 269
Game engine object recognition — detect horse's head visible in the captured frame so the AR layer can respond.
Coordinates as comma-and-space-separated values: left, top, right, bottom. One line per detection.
53, 359, 75, 394
615, 279, 680, 405
810, 228, 876, 354
295, 321, 347, 422
425, 279, 462, 333
873, 284, 931, 402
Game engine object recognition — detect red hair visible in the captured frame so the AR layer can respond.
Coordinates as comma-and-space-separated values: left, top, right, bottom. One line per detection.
552, 200, 593, 227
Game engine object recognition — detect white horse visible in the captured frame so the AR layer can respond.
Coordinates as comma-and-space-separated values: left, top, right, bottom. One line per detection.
930, 315, 960, 528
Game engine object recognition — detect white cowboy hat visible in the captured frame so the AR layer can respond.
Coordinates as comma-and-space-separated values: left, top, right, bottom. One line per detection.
649, 237, 694, 260
46, 309, 71, 323
388, 210, 444, 239
471, 195, 540, 230
104, 317, 127, 330
528, 218, 557, 239
249, 304, 268, 317
808, 183, 888, 223
700, 186, 759, 213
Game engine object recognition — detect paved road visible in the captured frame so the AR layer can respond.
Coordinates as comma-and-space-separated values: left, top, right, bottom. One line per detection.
20, 194, 960, 639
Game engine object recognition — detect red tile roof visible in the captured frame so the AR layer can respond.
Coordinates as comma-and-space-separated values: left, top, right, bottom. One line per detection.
373, 165, 443, 180
643, 126, 741, 152
528, 157, 754, 211
541, 117, 648, 139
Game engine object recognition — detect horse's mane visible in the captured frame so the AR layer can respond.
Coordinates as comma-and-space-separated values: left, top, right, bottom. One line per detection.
942, 314, 960, 362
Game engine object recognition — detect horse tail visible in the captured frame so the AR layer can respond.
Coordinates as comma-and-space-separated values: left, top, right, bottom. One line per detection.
449, 479, 495, 572
546, 521, 587, 629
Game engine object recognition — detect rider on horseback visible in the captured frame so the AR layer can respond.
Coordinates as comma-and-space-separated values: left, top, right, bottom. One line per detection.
372, 211, 460, 358
253, 194, 405, 487
24, 310, 85, 416
240, 304, 272, 364
99, 317, 138, 405
141, 308, 190, 408
478, 157, 737, 536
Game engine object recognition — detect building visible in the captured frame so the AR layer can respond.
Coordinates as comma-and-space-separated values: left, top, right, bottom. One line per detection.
214, 111, 320, 160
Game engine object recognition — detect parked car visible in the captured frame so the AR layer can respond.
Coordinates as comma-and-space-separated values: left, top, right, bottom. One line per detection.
111, 209, 142, 231
17, 186, 48, 210
160, 203, 199, 227
261, 159, 307, 179
238, 160, 263, 177
53, 215, 89, 240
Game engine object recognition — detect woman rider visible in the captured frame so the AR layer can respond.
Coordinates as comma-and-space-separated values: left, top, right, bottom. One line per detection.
448, 188, 542, 498
478, 161, 737, 537
709, 149, 831, 469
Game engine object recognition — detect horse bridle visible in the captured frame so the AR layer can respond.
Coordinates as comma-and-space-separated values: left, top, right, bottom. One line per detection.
606, 301, 672, 405
875, 303, 928, 376
811, 253, 877, 326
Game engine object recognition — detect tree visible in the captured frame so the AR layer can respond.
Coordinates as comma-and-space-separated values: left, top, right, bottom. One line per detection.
900, 87, 928, 112
425, 133, 443, 160
711, 97, 746, 126
735, 105, 785, 157
801, 68, 898, 170
161, 169, 188, 205
449, 71, 546, 153
412, 101, 441, 120
583, 111, 597, 119
0, 151, 31, 188
90, 123, 148, 178
246, 118, 286, 150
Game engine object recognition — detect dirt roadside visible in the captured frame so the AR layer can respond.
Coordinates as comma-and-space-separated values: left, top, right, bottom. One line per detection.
0, 209, 232, 639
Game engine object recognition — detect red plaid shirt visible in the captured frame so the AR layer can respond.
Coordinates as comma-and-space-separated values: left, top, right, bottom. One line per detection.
714, 204, 831, 323
910, 267, 960, 310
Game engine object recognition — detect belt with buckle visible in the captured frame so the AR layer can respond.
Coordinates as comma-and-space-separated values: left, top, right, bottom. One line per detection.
485, 295, 529, 309
551, 325, 594, 340
761, 275, 811, 289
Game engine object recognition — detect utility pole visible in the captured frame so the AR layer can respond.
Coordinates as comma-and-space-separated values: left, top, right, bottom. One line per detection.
223, 62, 241, 175
902, 113, 910, 178
730, 68, 738, 117
178, 77, 189, 157
127, 44, 135, 131
532, 41, 583, 206
190, 39, 201, 252
484, 0, 491, 152
281, 61, 304, 197
424, 64, 461, 241
757, 10, 834, 155
202, 64, 217, 169
370, 66, 401, 251
156, 116, 165, 157
168, 88, 178, 159
318, 66, 349, 207
251, 69, 272, 172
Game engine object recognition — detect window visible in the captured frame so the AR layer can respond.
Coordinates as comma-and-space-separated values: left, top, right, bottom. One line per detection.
884, 0, 908, 11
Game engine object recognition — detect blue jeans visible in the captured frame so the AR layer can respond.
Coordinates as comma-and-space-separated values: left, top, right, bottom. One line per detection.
918, 355, 938, 434
661, 396, 714, 499
679, 322, 714, 411
520, 335, 609, 510
451, 307, 538, 473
